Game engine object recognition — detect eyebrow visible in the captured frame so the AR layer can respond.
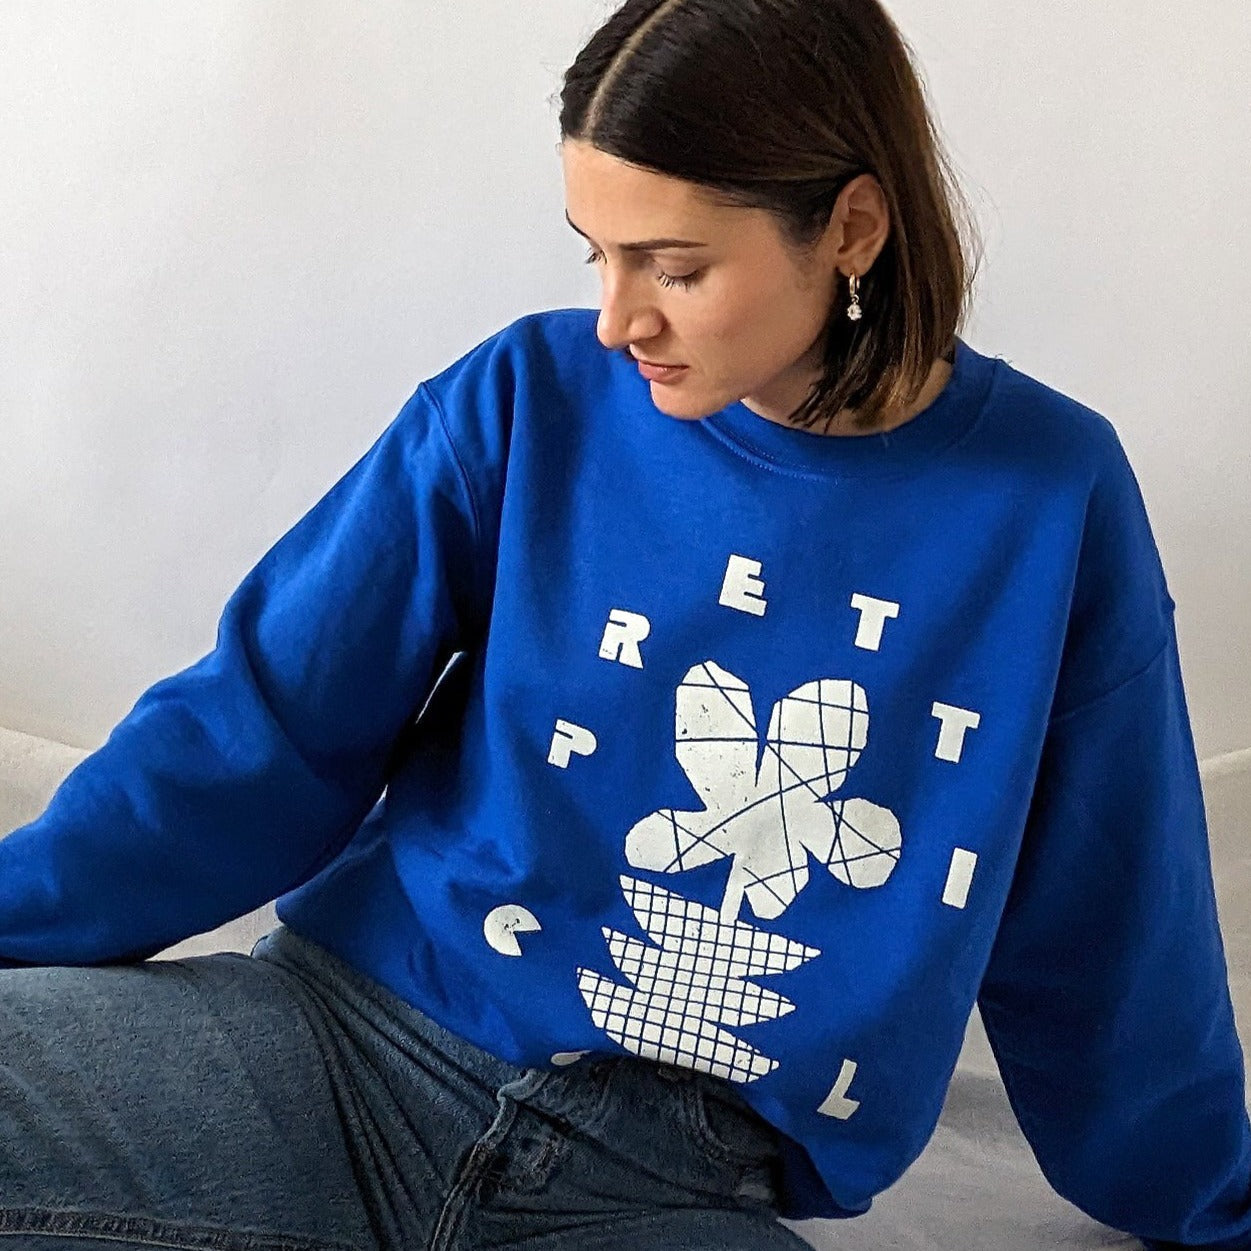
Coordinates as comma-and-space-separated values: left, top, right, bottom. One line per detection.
564, 211, 709, 253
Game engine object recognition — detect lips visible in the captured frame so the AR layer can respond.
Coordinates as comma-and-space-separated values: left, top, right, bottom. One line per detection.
637, 362, 688, 384
632, 353, 684, 369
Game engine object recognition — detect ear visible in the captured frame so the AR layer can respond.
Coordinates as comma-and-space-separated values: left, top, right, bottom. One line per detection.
827, 174, 892, 276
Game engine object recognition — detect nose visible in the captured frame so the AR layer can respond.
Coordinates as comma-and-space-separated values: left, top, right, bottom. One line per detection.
595, 271, 663, 353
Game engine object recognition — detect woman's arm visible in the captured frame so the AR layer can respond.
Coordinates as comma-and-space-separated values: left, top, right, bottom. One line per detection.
977, 420, 1251, 1248
979, 625, 1251, 1249
0, 382, 487, 965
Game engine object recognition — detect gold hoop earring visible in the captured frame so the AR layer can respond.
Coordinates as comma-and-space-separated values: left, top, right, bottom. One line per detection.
847, 272, 863, 323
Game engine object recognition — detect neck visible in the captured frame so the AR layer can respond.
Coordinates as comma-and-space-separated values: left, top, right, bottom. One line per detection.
770, 353, 955, 438
835, 354, 955, 436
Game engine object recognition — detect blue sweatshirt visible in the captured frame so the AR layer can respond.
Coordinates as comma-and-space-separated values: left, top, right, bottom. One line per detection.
2, 309, 1249, 1246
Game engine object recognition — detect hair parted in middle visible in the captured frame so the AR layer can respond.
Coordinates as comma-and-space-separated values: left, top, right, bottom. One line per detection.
558, 0, 983, 433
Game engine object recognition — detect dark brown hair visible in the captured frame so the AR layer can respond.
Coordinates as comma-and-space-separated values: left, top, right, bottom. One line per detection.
558, 0, 982, 432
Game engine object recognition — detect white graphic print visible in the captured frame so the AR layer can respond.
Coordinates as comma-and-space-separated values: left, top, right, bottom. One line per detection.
719, 555, 769, 617
625, 661, 902, 922
578, 876, 820, 1082
599, 609, 652, 669
849, 594, 900, 651
942, 848, 979, 909
817, 1059, 862, 1120
579, 660, 901, 1089
483, 904, 542, 956
931, 701, 981, 763
548, 719, 598, 769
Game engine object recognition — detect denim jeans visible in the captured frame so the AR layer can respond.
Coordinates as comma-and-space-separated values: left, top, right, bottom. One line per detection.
0, 924, 811, 1250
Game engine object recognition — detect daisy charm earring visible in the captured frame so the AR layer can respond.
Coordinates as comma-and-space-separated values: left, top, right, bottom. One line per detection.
847, 272, 863, 322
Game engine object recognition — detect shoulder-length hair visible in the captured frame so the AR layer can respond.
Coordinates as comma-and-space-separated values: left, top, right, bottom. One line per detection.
558, 0, 982, 432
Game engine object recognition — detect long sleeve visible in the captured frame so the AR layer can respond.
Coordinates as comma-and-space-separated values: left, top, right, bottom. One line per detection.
0, 383, 486, 966
977, 425, 1251, 1248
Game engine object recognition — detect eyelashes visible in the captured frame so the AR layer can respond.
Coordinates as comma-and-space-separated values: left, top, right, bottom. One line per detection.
583, 248, 700, 291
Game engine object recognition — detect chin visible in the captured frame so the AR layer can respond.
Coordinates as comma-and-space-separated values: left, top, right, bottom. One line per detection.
647, 383, 723, 422
649, 394, 714, 421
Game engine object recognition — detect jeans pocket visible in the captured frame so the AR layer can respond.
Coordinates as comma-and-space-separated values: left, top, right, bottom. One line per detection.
684, 1076, 783, 1166
482, 1118, 573, 1200
683, 1080, 787, 1212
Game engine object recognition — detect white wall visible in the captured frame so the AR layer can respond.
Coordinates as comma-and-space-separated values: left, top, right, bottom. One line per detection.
2, 1, 1248, 760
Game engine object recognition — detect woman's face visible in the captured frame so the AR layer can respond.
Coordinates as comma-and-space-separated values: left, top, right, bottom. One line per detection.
560, 140, 851, 426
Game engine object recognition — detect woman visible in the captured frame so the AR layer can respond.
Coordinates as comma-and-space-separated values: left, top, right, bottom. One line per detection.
2, 1, 1248, 1248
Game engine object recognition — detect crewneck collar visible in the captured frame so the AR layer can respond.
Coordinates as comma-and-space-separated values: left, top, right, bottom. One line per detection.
700, 337, 996, 479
